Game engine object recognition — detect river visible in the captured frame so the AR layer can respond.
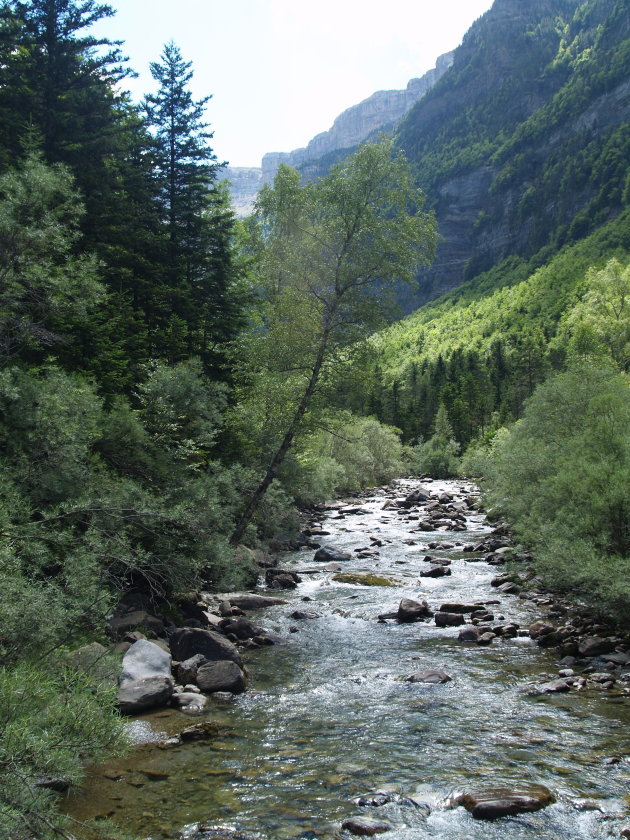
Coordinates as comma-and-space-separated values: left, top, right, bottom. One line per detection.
64, 478, 630, 839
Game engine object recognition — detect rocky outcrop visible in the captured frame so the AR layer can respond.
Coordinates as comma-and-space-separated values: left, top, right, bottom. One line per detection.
222, 53, 453, 217
261, 52, 453, 185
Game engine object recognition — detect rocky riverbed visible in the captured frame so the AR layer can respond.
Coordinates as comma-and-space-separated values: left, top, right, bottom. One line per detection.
64, 478, 630, 840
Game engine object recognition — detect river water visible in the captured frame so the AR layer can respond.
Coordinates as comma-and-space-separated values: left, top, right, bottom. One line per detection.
65, 479, 630, 839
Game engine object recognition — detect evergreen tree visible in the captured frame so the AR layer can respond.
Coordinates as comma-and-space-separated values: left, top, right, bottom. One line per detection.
144, 41, 241, 372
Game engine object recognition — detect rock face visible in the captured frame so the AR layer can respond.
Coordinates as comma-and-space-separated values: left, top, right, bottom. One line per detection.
222, 53, 453, 217
396, 0, 630, 306
261, 52, 454, 185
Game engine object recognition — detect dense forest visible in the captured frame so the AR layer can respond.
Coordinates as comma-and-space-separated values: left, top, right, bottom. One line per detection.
0, 0, 628, 837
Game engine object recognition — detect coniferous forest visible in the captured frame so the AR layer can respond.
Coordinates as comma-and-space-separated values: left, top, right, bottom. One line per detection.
0, 0, 628, 838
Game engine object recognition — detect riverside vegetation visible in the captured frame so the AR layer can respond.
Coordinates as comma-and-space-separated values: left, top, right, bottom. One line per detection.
0, 0, 628, 838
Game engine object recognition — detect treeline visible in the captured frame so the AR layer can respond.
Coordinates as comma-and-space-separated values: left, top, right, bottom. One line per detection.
347, 210, 630, 446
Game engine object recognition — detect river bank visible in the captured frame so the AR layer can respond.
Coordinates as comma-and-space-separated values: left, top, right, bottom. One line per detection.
64, 477, 630, 840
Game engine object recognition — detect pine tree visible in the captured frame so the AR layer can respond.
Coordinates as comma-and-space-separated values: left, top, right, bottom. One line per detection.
144, 41, 241, 373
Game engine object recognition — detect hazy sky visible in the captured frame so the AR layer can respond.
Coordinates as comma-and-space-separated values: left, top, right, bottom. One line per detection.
97, 0, 495, 167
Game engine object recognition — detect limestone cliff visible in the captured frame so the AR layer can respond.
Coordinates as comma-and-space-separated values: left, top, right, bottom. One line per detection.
223, 51, 454, 216
261, 52, 454, 184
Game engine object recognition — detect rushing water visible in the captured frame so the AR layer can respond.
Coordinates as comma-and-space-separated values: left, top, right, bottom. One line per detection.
65, 479, 630, 839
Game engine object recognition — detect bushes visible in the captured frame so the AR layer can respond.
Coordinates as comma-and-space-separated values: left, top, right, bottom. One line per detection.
286, 413, 406, 504
484, 362, 630, 617
410, 404, 460, 478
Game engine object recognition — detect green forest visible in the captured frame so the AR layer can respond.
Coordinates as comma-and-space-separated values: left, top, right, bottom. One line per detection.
0, 0, 628, 837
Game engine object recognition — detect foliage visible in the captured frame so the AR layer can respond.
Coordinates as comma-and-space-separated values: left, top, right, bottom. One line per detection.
0, 152, 104, 365
230, 138, 436, 542
0, 661, 126, 840
348, 212, 630, 448
410, 403, 460, 478
287, 413, 406, 504
482, 363, 630, 618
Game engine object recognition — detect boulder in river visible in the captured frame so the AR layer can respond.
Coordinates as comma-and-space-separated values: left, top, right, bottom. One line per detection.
420, 565, 451, 578
223, 594, 288, 610
406, 669, 452, 684
454, 785, 556, 820
169, 627, 242, 666
196, 660, 247, 694
118, 675, 173, 714
314, 545, 353, 563
578, 636, 616, 657
397, 598, 432, 623
119, 639, 172, 685
434, 612, 466, 627
458, 626, 482, 642
341, 816, 392, 835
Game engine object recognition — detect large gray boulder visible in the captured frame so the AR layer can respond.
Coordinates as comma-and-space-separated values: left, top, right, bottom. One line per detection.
169, 628, 242, 666
196, 661, 247, 694
397, 598, 432, 623
118, 676, 174, 715
313, 545, 352, 563
120, 639, 172, 686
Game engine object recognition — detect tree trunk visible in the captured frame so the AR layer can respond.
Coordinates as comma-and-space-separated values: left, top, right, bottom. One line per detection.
229, 329, 330, 546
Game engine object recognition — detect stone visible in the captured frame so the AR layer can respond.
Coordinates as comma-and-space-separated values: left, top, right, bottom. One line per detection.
354, 792, 393, 807
289, 610, 320, 620
439, 603, 483, 614
108, 609, 165, 639
119, 640, 172, 686
397, 598, 432, 623
118, 676, 173, 714
341, 816, 392, 836
313, 545, 353, 563
219, 617, 263, 640
454, 785, 556, 820
527, 679, 571, 695
458, 626, 481, 642
420, 565, 451, 578
169, 628, 242, 666
578, 636, 616, 657
196, 660, 247, 694
171, 692, 207, 712
476, 632, 496, 646
224, 594, 288, 610
406, 669, 452, 684
529, 621, 556, 640
434, 612, 465, 627
176, 653, 208, 685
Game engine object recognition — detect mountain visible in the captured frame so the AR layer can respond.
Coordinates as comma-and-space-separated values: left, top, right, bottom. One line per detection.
220, 52, 454, 216
395, 0, 630, 304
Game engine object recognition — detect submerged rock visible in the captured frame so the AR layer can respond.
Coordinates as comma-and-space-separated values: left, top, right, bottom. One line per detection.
333, 572, 396, 587
454, 785, 556, 819
406, 669, 452, 684
341, 816, 392, 835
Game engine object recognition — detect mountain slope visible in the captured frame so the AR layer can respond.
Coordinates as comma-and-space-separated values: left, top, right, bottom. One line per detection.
395, 0, 630, 303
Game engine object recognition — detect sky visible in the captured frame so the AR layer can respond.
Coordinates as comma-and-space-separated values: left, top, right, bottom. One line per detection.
96, 0, 495, 168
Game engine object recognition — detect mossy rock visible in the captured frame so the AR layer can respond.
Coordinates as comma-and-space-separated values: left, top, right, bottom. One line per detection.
332, 572, 396, 587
